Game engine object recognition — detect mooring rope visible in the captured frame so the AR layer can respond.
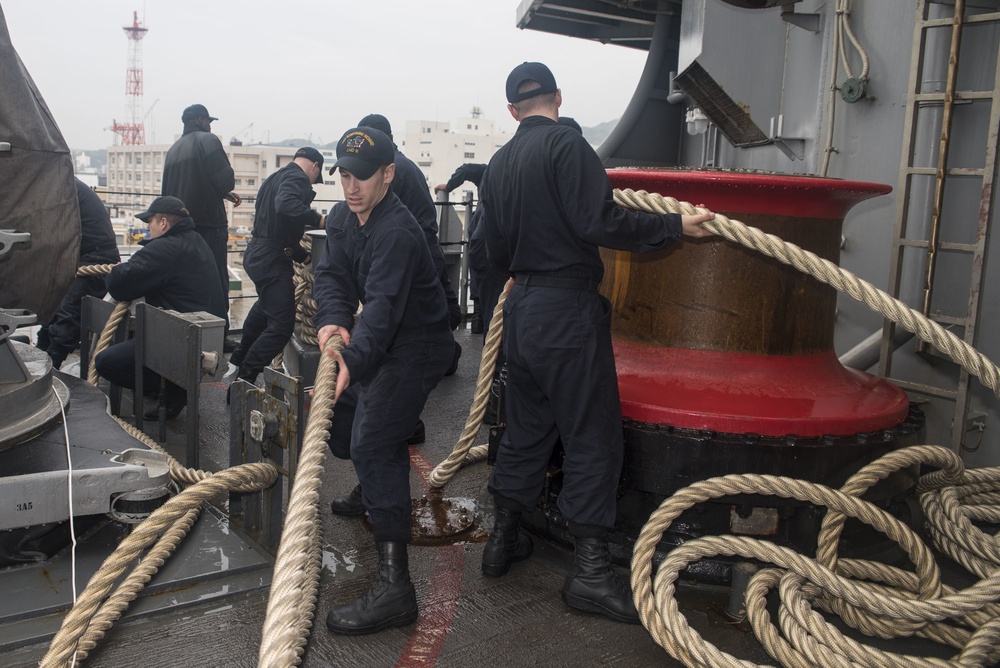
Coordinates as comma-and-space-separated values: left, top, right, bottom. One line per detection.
613, 189, 1000, 397
615, 189, 1000, 667
428, 292, 506, 487
40, 463, 278, 668
258, 335, 344, 666
42, 265, 277, 667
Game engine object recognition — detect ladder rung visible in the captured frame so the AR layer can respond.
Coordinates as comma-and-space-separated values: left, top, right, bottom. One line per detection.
888, 377, 958, 400
922, 12, 1000, 29
928, 313, 968, 326
938, 241, 979, 252
896, 239, 978, 252
914, 90, 996, 102
906, 167, 985, 177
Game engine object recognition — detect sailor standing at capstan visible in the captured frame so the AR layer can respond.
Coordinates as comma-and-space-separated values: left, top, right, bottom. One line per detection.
478, 61, 715, 624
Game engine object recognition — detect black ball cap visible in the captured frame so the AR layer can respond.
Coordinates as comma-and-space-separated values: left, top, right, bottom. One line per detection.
294, 147, 325, 183
135, 196, 189, 222
505, 62, 557, 103
181, 103, 217, 123
357, 113, 391, 138
330, 127, 395, 180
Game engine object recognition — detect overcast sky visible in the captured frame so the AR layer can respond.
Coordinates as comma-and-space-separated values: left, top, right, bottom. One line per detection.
2, 1, 647, 150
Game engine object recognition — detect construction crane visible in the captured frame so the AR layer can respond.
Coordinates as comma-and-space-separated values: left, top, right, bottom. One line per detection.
230, 122, 254, 146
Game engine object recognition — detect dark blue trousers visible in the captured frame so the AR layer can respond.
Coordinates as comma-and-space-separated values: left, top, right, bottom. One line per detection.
327, 331, 454, 543
38, 274, 109, 367
426, 235, 461, 330
196, 226, 229, 327
488, 285, 622, 532
94, 338, 180, 398
239, 245, 296, 374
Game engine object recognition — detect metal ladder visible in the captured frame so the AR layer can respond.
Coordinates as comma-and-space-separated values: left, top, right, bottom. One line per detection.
879, 0, 1000, 452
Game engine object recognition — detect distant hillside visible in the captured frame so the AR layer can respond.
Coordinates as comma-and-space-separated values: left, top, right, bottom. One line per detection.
582, 118, 618, 147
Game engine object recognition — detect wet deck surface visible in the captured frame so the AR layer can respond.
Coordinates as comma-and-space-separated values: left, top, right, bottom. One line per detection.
9, 326, 959, 667
8, 327, 747, 667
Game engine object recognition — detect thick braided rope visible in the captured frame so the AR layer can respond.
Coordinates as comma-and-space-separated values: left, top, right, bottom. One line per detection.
111, 413, 213, 486
87, 300, 130, 386
258, 334, 344, 667
60, 506, 202, 664
293, 233, 318, 345
922, 480, 1000, 579
613, 189, 1000, 398
40, 463, 277, 667
429, 292, 507, 488
630, 447, 1000, 668
76, 263, 117, 278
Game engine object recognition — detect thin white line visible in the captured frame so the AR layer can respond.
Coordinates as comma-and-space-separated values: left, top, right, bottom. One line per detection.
53, 384, 80, 667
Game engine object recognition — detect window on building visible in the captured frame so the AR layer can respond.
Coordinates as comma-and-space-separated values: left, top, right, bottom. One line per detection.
127, 154, 132, 164
136, 155, 142, 165
467, 124, 472, 129
248, 178, 255, 186
464, 152, 475, 159
262, 160, 267, 170
235, 178, 242, 186
127, 173, 132, 181
110, 155, 116, 165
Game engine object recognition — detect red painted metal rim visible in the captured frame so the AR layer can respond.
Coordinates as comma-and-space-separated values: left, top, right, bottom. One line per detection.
614, 338, 909, 437
607, 169, 892, 219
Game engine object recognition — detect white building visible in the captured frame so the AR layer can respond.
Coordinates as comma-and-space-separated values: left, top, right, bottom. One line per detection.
106, 108, 513, 230
399, 108, 513, 202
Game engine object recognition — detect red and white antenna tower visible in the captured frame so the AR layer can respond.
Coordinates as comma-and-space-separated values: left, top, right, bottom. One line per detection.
110, 11, 148, 145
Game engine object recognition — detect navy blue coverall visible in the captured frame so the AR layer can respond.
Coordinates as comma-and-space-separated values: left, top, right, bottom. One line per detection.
480, 115, 684, 535
161, 124, 237, 317
391, 147, 462, 330
313, 192, 453, 543
238, 161, 321, 375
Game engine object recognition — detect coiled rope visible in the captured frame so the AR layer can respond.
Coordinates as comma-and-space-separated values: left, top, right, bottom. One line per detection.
615, 189, 1000, 667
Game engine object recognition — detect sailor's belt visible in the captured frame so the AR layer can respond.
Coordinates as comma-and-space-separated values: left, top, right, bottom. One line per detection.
251, 237, 294, 256
514, 274, 599, 291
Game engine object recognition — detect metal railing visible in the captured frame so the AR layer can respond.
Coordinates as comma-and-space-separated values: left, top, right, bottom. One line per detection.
100, 188, 480, 329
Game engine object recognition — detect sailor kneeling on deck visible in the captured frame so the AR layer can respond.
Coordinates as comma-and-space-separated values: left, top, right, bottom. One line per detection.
94, 196, 227, 420
314, 126, 454, 635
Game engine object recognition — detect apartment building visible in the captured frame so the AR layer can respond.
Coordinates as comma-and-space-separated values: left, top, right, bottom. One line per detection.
106, 141, 342, 229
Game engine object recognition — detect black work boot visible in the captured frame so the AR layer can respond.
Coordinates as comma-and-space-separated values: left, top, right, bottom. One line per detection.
228, 343, 247, 368
330, 484, 365, 517
144, 384, 187, 421
562, 535, 640, 624
481, 507, 533, 577
444, 341, 462, 377
406, 419, 426, 446
326, 541, 418, 635
470, 301, 484, 334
